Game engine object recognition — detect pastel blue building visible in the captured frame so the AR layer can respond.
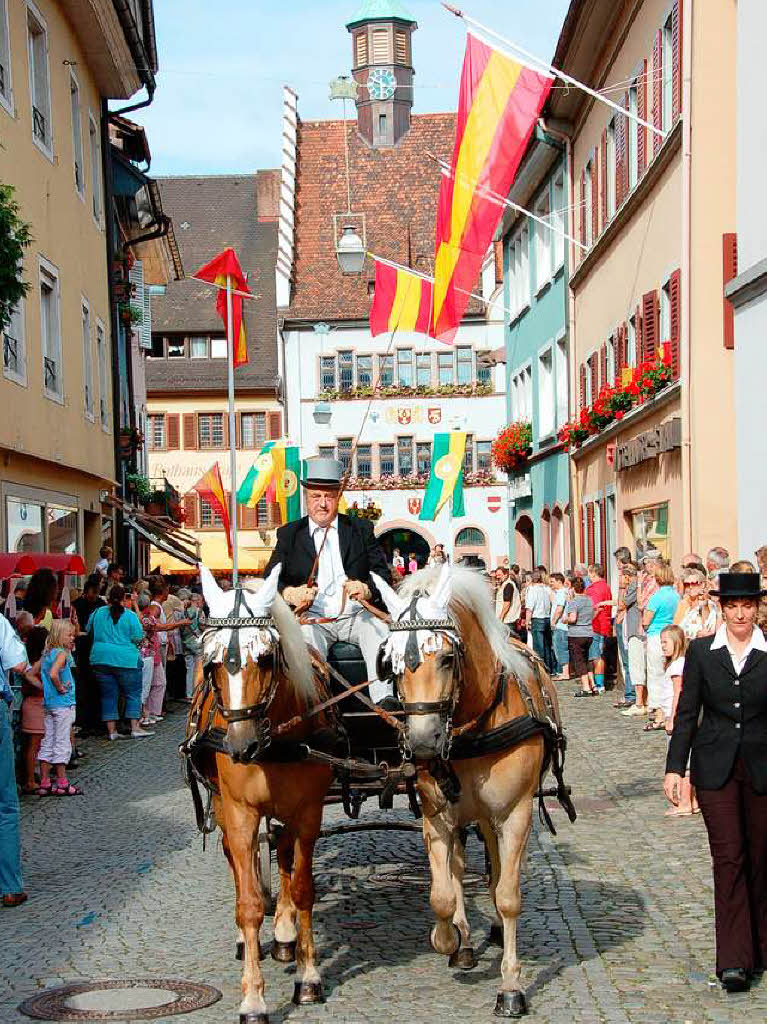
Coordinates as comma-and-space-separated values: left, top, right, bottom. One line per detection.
501, 131, 572, 570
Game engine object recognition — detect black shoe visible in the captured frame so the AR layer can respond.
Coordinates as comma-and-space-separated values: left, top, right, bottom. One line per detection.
721, 968, 750, 992
377, 696, 402, 713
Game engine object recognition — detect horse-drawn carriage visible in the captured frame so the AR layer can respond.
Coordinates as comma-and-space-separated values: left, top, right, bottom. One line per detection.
181, 563, 575, 1023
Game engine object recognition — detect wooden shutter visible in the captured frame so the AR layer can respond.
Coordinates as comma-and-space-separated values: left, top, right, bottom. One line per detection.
268, 410, 282, 440
183, 493, 198, 529
579, 170, 586, 245
234, 413, 241, 449
600, 497, 608, 569
641, 290, 659, 361
653, 29, 663, 156
600, 130, 608, 224
672, 0, 683, 123
723, 233, 738, 350
166, 413, 180, 450
600, 344, 608, 391
268, 501, 280, 527
222, 413, 229, 450
615, 102, 626, 208
182, 413, 197, 450
580, 506, 586, 562
669, 269, 681, 377
622, 94, 631, 199
586, 503, 595, 564
637, 60, 648, 176
591, 156, 599, 241
579, 364, 587, 409
617, 323, 627, 375
240, 504, 258, 529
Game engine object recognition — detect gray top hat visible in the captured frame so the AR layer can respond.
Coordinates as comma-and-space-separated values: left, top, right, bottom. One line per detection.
302, 456, 345, 490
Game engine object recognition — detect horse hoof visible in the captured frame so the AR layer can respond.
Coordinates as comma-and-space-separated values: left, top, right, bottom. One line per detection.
494, 991, 527, 1018
239, 1015, 269, 1024
429, 923, 461, 956
271, 939, 296, 963
292, 981, 325, 1005
449, 945, 476, 970
489, 922, 504, 947
235, 940, 244, 961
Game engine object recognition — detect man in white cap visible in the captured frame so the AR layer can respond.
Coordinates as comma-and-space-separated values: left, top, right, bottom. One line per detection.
264, 457, 395, 706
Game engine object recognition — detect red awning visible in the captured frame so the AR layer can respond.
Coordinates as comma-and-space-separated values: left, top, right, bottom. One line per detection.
0, 552, 87, 578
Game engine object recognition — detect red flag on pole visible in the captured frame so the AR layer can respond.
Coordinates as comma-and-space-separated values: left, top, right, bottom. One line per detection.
192, 462, 232, 556
193, 247, 251, 368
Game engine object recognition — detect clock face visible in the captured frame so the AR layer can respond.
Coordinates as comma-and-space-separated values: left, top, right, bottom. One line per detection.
368, 68, 396, 101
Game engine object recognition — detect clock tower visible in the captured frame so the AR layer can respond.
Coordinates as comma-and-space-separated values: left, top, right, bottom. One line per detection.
346, 1, 417, 148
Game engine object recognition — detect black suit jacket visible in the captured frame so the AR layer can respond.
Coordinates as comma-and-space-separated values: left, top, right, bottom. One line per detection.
264, 514, 392, 611
666, 633, 767, 792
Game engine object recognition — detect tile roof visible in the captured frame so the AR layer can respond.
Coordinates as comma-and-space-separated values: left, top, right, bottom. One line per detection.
148, 174, 279, 393
285, 112, 484, 323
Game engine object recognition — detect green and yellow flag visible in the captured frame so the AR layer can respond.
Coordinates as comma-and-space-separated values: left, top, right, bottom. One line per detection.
236, 442, 276, 508
419, 432, 466, 521
272, 445, 302, 524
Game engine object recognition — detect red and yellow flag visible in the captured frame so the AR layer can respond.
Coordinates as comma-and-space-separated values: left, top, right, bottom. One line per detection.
369, 260, 434, 337
432, 34, 552, 343
193, 247, 251, 368
193, 462, 232, 557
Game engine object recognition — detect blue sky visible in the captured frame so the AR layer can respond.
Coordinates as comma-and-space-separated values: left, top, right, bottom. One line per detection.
135, 0, 571, 176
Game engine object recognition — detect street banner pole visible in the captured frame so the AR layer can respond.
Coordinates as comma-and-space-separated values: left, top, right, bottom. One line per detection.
226, 274, 239, 585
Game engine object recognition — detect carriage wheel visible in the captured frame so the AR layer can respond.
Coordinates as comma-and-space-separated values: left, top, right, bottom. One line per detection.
257, 824, 274, 915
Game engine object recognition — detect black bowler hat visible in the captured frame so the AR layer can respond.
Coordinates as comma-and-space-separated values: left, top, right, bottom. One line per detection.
710, 572, 767, 599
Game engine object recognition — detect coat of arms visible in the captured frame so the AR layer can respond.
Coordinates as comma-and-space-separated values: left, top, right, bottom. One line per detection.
407, 497, 422, 516
398, 408, 412, 425
428, 407, 442, 424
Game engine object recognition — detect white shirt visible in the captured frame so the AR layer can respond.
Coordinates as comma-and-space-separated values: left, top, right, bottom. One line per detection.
310, 516, 347, 617
0, 615, 26, 701
710, 624, 767, 675
526, 583, 552, 619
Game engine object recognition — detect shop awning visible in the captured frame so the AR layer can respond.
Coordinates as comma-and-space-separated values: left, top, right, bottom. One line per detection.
0, 552, 87, 578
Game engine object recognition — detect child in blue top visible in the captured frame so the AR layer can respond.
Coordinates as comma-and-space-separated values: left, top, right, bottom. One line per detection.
38, 620, 82, 796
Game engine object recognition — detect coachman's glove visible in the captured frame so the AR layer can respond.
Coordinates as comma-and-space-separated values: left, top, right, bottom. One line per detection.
282, 585, 318, 609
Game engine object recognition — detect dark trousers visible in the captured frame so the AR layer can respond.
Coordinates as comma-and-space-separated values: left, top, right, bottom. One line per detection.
697, 757, 767, 975
531, 618, 553, 673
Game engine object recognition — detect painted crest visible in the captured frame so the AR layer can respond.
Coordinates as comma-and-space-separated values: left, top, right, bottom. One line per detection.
397, 407, 412, 425
428, 407, 442, 424
435, 454, 460, 482
487, 495, 502, 513
281, 469, 298, 498
407, 497, 422, 515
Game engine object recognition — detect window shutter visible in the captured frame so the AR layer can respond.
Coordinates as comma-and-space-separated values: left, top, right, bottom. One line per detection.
579, 364, 587, 409
637, 60, 648, 176
622, 93, 631, 198
240, 504, 258, 529
586, 503, 595, 564
166, 413, 180, 450
653, 29, 663, 156
617, 324, 627, 374
268, 410, 282, 439
591, 154, 599, 241
355, 31, 368, 68
600, 130, 608, 224
723, 233, 738, 350
183, 413, 197, 449
234, 413, 241, 449
579, 170, 586, 245
672, 0, 683, 123
183, 493, 198, 529
600, 344, 608, 391
600, 497, 608, 568
616, 103, 626, 208
268, 501, 280, 527
222, 413, 229, 450
580, 506, 586, 561
669, 269, 681, 377
641, 290, 659, 361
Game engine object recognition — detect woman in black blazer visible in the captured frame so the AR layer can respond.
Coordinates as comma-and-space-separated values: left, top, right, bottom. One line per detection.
665, 573, 767, 992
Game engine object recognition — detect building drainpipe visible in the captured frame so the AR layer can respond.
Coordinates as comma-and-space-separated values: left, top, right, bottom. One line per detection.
539, 118, 579, 563
680, 0, 693, 553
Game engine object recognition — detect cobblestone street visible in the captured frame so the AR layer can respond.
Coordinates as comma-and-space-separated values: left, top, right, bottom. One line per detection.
4, 687, 767, 1024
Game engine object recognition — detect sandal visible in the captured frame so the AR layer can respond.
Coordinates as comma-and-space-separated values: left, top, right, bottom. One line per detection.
51, 779, 83, 796
665, 806, 694, 817
613, 699, 632, 708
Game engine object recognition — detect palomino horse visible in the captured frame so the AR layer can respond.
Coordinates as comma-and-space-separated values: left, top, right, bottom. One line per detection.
190, 565, 335, 1024
373, 563, 568, 1018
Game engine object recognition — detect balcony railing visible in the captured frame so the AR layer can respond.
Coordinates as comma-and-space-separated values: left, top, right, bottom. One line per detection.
32, 106, 47, 144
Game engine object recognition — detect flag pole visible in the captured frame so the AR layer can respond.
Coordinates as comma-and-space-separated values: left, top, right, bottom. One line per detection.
226, 273, 239, 585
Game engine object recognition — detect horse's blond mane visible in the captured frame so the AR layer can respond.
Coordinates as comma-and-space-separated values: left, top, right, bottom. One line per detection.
398, 565, 530, 678
241, 580, 316, 702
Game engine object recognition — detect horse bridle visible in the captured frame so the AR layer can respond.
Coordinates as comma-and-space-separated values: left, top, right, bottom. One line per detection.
203, 587, 283, 726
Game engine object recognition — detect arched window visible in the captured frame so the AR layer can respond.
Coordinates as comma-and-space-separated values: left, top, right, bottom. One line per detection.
455, 527, 485, 547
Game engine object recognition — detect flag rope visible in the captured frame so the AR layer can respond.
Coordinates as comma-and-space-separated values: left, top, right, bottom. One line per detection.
442, 3, 667, 139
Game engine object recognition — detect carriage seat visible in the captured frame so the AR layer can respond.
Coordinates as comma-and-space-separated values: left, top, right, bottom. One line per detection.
326, 642, 401, 751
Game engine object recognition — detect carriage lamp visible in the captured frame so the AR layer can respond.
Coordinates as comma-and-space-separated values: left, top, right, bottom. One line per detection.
336, 224, 366, 275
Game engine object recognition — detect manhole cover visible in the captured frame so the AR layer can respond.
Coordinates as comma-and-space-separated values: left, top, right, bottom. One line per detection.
18, 979, 222, 1021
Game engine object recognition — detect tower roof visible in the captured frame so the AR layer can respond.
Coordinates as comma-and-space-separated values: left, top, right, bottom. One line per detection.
346, 0, 416, 29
